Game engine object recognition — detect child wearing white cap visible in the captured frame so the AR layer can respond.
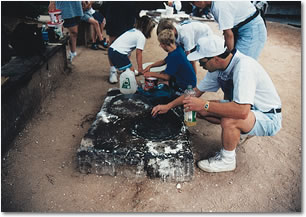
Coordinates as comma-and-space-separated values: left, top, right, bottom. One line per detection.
152, 35, 282, 173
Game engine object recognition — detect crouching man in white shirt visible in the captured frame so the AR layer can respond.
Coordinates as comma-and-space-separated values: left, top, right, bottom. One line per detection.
182, 35, 282, 173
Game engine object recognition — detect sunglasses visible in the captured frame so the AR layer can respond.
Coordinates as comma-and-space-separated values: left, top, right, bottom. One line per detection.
199, 57, 214, 67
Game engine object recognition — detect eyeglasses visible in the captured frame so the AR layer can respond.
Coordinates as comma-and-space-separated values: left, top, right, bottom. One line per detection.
199, 57, 214, 67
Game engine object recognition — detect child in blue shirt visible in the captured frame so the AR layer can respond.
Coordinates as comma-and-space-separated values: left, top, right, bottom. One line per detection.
143, 29, 196, 95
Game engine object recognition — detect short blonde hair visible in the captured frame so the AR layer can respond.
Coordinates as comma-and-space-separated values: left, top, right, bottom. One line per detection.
158, 29, 176, 46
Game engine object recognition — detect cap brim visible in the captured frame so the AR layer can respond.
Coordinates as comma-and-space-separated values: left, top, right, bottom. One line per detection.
187, 51, 204, 61
188, 47, 227, 61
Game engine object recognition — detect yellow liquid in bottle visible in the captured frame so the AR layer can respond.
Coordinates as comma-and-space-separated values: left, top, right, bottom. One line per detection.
185, 120, 197, 127
184, 111, 197, 127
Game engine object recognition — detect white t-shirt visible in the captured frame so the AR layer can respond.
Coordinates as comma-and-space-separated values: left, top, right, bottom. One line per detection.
175, 21, 213, 52
110, 28, 146, 55
197, 50, 281, 112
211, 1, 256, 30
88, 8, 95, 15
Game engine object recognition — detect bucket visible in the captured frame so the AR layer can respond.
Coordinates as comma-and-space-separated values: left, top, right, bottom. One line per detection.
144, 77, 158, 91
49, 9, 62, 24
47, 21, 64, 38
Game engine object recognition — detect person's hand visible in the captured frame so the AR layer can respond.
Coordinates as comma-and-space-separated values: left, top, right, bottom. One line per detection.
143, 65, 152, 74
168, 1, 174, 6
183, 96, 206, 112
151, 104, 170, 117
137, 68, 144, 75
48, 1, 56, 11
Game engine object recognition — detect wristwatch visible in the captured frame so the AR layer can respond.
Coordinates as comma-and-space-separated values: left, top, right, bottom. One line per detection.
204, 101, 210, 111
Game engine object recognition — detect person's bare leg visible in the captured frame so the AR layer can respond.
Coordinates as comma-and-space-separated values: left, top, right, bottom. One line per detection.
108, 35, 119, 83
90, 24, 96, 43
197, 109, 256, 172
87, 18, 103, 41
68, 25, 78, 53
99, 22, 105, 40
221, 111, 256, 151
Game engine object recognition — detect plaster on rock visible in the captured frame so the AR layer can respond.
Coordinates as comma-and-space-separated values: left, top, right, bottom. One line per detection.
77, 88, 194, 182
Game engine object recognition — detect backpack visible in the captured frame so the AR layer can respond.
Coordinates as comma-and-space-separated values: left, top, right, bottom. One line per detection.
11, 22, 45, 57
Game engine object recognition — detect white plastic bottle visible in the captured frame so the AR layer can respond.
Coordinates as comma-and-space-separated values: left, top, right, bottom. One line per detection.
119, 68, 137, 94
184, 85, 197, 127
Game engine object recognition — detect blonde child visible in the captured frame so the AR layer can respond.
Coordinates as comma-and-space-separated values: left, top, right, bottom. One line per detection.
143, 29, 196, 95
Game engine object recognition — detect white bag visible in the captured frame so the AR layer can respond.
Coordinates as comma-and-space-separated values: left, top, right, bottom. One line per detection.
119, 68, 137, 94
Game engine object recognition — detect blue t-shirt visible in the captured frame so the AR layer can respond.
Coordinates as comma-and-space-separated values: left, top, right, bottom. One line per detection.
55, 1, 83, 20
164, 45, 197, 91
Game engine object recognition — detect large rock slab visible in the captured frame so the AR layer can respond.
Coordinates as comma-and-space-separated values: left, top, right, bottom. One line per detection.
77, 88, 193, 182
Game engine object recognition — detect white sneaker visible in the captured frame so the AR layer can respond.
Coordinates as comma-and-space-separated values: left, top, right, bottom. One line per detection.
109, 70, 118, 84
197, 151, 236, 173
68, 51, 77, 63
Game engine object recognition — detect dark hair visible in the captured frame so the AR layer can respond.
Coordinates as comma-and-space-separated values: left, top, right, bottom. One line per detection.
156, 18, 175, 35
135, 15, 156, 39
218, 50, 231, 59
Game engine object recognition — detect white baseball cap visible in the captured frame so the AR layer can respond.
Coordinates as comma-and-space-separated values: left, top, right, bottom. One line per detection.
187, 35, 227, 61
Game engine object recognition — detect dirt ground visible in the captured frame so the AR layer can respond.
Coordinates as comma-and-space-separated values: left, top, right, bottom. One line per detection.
1, 20, 301, 212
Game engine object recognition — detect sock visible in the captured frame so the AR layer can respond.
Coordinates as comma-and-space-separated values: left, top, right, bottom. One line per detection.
221, 148, 236, 161
70, 51, 77, 57
110, 66, 116, 72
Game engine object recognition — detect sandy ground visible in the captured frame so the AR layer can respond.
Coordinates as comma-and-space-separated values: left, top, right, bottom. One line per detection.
1, 20, 301, 212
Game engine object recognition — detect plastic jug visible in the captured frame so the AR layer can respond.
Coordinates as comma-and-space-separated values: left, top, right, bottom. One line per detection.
164, 2, 174, 15
184, 85, 197, 127
119, 68, 137, 94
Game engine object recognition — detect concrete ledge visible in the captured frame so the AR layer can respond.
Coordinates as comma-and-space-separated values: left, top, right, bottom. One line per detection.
1, 37, 69, 153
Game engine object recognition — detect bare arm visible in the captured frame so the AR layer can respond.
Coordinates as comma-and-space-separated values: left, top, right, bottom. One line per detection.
223, 29, 235, 52
183, 97, 251, 120
136, 49, 144, 74
143, 59, 166, 73
151, 87, 204, 116
151, 94, 185, 116
144, 71, 170, 81
185, 50, 197, 74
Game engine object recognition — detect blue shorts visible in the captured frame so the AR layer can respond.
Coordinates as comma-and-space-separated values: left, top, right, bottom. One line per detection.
93, 12, 104, 24
81, 11, 104, 24
108, 47, 132, 71
63, 16, 81, 28
219, 100, 282, 136
236, 15, 267, 60
81, 11, 92, 22
245, 110, 282, 136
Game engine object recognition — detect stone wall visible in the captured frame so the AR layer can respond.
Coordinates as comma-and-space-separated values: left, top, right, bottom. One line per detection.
1, 40, 69, 153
